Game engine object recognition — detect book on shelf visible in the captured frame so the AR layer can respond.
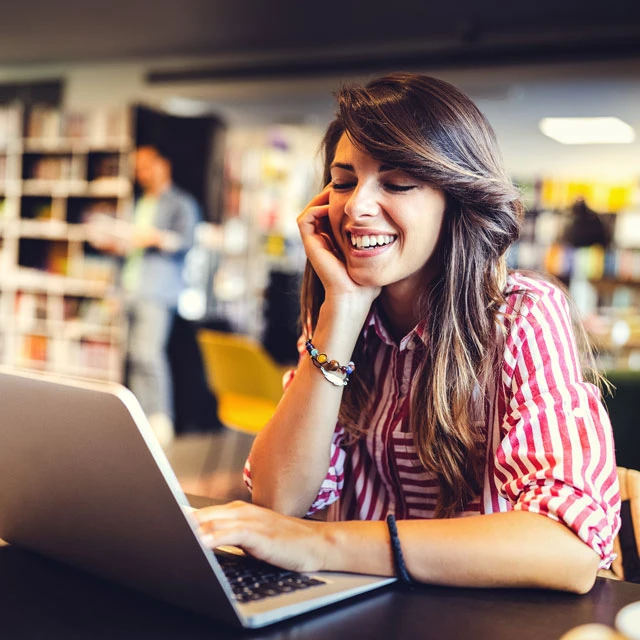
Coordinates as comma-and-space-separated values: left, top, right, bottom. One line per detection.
23, 154, 85, 182
81, 254, 118, 284
79, 337, 115, 371
47, 241, 69, 276
87, 108, 131, 145
89, 153, 121, 180
64, 295, 118, 328
26, 107, 61, 141
20, 334, 48, 365
25, 106, 131, 146
61, 112, 88, 140
0, 105, 22, 144
15, 291, 48, 327
21, 197, 53, 220
563, 245, 640, 282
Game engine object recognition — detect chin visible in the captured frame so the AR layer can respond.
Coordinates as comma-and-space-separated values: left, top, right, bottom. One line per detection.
347, 270, 386, 288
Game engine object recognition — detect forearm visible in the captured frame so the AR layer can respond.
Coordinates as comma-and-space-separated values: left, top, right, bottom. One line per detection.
249, 298, 368, 516
320, 511, 600, 593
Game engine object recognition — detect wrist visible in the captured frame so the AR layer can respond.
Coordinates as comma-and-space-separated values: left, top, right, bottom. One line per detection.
311, 302, 368, 365
316, 521, 395, 575
316, 521, 342, 572
319, 295, 373, 329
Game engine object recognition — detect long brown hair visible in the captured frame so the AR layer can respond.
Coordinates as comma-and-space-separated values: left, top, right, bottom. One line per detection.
301, 73, 525, 517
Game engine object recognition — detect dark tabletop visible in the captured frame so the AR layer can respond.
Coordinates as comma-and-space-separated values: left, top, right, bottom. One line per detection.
2, 544, 640, 640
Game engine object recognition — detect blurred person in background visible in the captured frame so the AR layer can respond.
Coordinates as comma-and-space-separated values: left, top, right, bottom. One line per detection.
91, 145, 199, 447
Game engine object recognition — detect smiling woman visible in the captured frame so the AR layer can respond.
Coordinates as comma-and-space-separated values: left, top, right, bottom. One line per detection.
327, 135, 446, 298
195, 72, 621, 595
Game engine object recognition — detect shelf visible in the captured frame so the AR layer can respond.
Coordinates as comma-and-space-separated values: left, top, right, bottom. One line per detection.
86, 177, 131, 197
22, 138, 132, 154
16, 220, 90, 242
14, 320, 49, 336
4, 269, 113, 296
64, 320, 121, 340
20, 178, 131, 198
6, 320, 120, 339
17, 219, 82, 240
22, 179, 89, 196
14, 357, 47, 371
588, 278, 640, 289
0, 140, 21, 154
0, 180, 23, 196
57, 364, 117, 382
0, 106, 132, 382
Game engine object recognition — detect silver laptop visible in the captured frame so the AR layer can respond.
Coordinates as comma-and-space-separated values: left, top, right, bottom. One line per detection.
0, 367, 394, 628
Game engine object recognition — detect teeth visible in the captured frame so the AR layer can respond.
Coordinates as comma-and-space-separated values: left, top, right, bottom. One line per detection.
350, 234, 395, 249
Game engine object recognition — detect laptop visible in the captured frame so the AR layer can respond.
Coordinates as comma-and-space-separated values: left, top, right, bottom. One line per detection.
0, 367, 394, 628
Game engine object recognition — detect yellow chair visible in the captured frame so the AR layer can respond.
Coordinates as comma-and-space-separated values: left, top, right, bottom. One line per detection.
197, 329, 286, 435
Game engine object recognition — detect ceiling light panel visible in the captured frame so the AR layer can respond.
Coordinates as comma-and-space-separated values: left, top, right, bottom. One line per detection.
539, 117, 636, 145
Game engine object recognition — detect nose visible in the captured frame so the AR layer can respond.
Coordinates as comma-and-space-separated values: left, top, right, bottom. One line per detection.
344, 183, 380, 220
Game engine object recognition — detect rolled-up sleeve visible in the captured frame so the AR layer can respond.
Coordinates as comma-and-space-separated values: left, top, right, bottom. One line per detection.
243, 343, 348, 516
493, 282, 621, 568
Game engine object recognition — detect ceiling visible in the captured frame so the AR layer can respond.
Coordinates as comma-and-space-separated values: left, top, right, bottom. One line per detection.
1, 0, 639, 68
2, 0, 640, 184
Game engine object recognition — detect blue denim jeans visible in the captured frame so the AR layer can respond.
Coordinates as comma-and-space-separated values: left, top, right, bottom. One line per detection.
126, 299, 174, 419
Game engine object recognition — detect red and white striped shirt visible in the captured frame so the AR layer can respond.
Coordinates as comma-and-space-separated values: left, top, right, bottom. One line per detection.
244, 273, 621, 568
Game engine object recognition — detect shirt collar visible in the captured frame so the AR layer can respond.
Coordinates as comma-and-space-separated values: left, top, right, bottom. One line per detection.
363, 303, 429, 350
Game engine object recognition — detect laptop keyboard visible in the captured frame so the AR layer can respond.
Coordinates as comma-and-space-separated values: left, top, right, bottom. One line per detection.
215, 551, 327, 604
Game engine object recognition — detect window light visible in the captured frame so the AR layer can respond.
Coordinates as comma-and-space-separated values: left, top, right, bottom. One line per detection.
539, 117, 635, 145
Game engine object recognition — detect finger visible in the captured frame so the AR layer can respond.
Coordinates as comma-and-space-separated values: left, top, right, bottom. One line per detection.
200, 527, 249, 549
297, 204, 330, 232
319, 229, 343, 260
197, 515, 262, 538
200, 525, 266, 556
193, 500, 257, 524
297, 186, 331, 225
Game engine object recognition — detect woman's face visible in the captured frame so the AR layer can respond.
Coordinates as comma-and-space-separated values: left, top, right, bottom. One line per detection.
328, 133, 446, 299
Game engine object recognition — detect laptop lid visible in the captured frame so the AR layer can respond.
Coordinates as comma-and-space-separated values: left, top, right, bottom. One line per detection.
0, 367, 241, 626
0, 368, 394, 628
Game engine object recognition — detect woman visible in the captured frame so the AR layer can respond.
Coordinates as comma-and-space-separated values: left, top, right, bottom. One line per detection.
195, 73, 620, 593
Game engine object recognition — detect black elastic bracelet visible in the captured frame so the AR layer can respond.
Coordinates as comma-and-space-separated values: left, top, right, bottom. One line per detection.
386, 514, 413, 585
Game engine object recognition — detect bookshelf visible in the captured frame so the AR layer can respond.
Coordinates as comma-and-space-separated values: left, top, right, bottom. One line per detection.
217, 125, 320, 339
507, 180, 640, 371
0, 104, 133, 381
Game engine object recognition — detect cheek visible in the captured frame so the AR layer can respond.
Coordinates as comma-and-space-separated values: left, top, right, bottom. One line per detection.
327, 199, 344, 238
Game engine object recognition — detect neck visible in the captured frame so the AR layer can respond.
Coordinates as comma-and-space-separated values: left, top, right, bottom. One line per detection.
379, 261, 442, 341
379, 284, 421, 342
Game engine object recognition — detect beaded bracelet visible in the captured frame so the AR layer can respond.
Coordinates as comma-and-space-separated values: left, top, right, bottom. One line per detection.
386, 514, 413, 585
305, 339, 355, 387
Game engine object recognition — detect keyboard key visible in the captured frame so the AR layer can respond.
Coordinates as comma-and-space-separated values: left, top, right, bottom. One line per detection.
215, 551, 326, 603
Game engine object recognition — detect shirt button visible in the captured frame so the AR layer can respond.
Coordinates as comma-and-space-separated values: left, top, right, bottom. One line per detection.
406, 341, 416, 351
400, 383, 409, 395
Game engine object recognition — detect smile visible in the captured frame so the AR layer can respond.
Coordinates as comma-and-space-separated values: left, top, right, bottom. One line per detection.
348, 233, 397, 250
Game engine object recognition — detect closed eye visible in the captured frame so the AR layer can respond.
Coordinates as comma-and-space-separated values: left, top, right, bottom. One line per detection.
384, 183, 417, 192
331, 181, 356, 191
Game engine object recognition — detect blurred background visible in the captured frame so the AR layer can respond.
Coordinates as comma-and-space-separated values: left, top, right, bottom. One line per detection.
1, 0, 640, 477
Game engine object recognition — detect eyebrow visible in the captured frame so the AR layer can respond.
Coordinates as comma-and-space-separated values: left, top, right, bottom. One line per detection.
330, 162, 399, 173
